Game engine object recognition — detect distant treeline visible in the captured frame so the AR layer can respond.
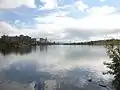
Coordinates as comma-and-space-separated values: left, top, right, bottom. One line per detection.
0, 35, 120, 50
62, 39, 120, 45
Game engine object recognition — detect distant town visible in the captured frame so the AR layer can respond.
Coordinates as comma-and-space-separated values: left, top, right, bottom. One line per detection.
0, 35, 120, 49
0, 35, 55, 49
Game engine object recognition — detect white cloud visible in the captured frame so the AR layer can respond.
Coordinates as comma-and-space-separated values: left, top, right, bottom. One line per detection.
90, 32, 120, 41
0, 0, 36, 9
0, 22, 17, 35
36, 6, 120, 30
0, 5, 120, 41
39, 0, 89, 11
100, 0, 105, 2
75, 14, 120, 30
40, 0, 58, 10
75, 0, 89, 12
58, 5, 71, 9
0, 22, 34, 36
50, 11, 69, 17
36, 11, 70, 24
33, 5, 120, 40
87, 5, 117, 16
0, 21, 65, 40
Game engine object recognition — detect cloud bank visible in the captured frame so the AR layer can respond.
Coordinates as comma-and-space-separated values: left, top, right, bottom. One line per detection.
0, 0, 120, 41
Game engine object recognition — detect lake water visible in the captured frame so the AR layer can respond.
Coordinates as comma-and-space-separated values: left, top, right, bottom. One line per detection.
0, 45, 113, 90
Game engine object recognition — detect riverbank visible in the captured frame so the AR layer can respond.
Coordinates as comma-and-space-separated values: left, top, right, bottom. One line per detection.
0, 35, 120, 50
61, 39, 120, 45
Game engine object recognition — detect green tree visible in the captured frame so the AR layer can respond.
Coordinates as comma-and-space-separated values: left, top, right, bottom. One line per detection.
104, 44, 120, 90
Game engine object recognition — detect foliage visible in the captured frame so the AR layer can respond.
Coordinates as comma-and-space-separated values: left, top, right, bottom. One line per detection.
62, 39, 120, 45
104, 44, 120, 90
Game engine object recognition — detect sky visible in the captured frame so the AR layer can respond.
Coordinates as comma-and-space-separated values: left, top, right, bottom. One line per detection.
0, 0, 120, 42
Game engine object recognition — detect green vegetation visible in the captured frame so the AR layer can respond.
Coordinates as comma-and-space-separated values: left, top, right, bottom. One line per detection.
0, 35, 120, 50
62, 39, 120, 45
84, 39, 120, 45
0, 39, 10, 49
104, 44, 120, 90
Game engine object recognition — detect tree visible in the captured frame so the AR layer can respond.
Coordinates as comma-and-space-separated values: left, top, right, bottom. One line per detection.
104, 44, 120, 90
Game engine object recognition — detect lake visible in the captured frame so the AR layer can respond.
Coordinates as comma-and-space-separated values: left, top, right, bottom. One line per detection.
0, 45, 113, 90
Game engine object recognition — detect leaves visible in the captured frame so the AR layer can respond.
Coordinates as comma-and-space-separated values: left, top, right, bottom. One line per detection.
105, 44, 120, 90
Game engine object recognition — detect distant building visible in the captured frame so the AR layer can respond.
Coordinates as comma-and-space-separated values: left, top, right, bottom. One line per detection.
31, 38, 36, 45
1, 35, 19, 42
0, 35, 51, 46
40, 38, 48, 44
9, 36, 19, 42
1, 35, 9, 42
20, 35, 31, 42
1, 35, 32, 45
24, 36, 31, 42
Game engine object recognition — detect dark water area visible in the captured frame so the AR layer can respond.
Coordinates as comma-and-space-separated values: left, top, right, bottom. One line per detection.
0, 45, 114, 90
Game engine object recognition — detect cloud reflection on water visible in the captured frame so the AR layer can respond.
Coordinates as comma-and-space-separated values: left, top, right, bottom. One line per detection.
0, 45, 112, 90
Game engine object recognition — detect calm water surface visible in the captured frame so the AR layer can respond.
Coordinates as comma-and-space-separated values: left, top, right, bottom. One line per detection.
0, 45, 113, 90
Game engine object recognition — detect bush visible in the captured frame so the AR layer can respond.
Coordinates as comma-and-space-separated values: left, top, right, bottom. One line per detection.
104, 44, 120, 90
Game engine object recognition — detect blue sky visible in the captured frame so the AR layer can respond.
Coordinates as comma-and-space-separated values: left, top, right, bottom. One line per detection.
0, 0, 120, 41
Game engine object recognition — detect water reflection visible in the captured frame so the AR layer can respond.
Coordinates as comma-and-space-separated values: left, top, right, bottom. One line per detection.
40, 45, 48, 52
0, 45, 112, 90
0, 45, 48, 55
0, 47, 32, 56
1, 61, 51, 84
0, 60, 109, 90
